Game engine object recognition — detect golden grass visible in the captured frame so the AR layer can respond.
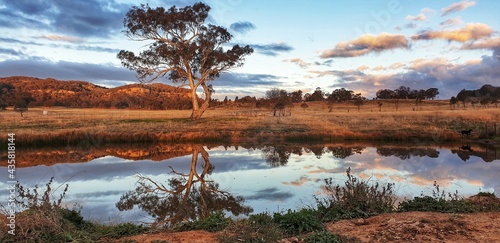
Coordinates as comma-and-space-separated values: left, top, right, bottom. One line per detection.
0, 100, 499, 146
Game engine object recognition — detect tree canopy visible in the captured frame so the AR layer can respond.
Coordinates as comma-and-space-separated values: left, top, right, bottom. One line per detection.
117, 2, 253, 119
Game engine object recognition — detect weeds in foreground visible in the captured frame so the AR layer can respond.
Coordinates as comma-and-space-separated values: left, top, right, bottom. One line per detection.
304, 230, 362, 243
273, 208, 324, 236
0, 178, 147, 242
397, 181, 500, 213
177, 211, 231, 232
218, 213, 283, 243
315, 167, 397, 221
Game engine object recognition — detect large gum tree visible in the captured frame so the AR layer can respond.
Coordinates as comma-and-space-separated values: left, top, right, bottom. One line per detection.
118, 2, 253, 119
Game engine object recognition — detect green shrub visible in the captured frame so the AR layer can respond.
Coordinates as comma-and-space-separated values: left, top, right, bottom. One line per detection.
249, 212, 275, 225
304, 230, 342, 243
476, 192, 496, 197
398, 181, 476, 213
315, 167, 396, 221
99, 223, 147, 239
179, 211, 231, 232
273, 208, 323, 236
218, 214, 283, 243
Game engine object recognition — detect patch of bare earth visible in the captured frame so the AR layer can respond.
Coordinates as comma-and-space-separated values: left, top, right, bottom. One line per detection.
105, 230, 218, 243
109, 212, 500, 243
325, 212, 500, 243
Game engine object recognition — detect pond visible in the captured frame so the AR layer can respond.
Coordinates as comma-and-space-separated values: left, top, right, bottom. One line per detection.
1, 142, 498, 225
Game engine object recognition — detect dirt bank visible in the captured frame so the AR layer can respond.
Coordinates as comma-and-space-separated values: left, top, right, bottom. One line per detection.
110, 212, 500, 243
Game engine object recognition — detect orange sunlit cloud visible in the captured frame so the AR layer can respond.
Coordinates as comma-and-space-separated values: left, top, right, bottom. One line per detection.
388, 62, 406, 69
283, 58, 311, 68
320, 33, 409, 58
412, 23, 493, 42
460, 36, 500, 50
283, 175, 313, 187
389, 174, 407, 183
357, 65, 370, 71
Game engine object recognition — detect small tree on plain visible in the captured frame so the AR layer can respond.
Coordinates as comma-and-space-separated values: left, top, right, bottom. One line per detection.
353, 93, 365, 111
300, 102, 309, 111
0, 98, 7, 111
14, 100, 28, 117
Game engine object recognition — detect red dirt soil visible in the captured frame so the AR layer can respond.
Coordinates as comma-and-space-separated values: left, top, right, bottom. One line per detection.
110, 212, 500, 243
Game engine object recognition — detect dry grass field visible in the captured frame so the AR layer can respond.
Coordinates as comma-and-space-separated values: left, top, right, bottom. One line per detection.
1, 100, 499, 146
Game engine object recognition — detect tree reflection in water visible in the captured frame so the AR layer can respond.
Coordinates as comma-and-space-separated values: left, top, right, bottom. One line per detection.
376, 147, 439, 159
261, 146, 290, 167
327, 145, 365, 159
116, 145, 252, 227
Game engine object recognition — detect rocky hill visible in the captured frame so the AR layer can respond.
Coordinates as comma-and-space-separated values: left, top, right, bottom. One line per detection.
0, 76, 193, 109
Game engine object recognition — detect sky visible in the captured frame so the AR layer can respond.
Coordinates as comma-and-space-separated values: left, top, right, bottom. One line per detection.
0, 0, 499, 99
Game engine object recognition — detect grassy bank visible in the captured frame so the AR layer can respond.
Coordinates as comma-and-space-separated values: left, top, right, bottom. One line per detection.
1, 100, 499, 146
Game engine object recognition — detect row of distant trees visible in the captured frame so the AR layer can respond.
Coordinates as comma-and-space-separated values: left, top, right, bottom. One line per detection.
261, 86, 439, 103
450, 85, 500, 108
376, 87, 439, 100
210, 86, 438, 107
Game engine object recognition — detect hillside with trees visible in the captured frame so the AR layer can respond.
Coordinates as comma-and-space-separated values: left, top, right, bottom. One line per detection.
0, 76, 193, 110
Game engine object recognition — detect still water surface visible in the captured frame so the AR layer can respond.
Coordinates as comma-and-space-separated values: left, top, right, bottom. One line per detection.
1, 143, 498, 225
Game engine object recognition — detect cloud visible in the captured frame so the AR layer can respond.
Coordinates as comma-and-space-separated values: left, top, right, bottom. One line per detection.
0, 37, 41, 45
310, 69, 366, 83
412, 23, 493, 42
229, 21, 256, 34
406, 13, 427, 22
421, 8, 436, 14
0, 47, 26, 57
357, 65, 370, 71
249, 42, 294, 56
246, 187, 293, 201
0, 57, 137, 86
441, 0, 476, 16
0, 0, 128, 38
440, 17, 464, 28
282, 175, 313, 187
283, 58, 311, 68
39, 34, 85, 43
214, 72, 283, 95
0, 36, 119, 54
388, 62, 406, 69
405, 22, 418, 29
320, 33, 409, 58
310, 50, 499, 99
460, 37, 500, 51
70, 45, 121, 53
409, 58, 455, 80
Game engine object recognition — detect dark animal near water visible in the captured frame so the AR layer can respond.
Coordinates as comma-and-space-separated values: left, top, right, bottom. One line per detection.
460, 129, 472, 137
459, 145, 473, 152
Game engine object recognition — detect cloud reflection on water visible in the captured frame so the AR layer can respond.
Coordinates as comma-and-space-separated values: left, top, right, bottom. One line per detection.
0, 142, 498, 224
